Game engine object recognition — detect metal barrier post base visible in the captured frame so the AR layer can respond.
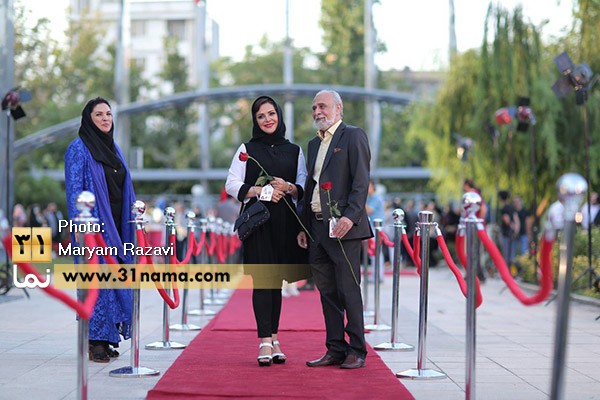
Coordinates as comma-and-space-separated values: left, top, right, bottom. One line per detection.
396, 368, 446, 380
374, 342, 414, 351
169, 323, 201, 331
145, 341, 186, 350
187, 308, 216, 316
109, 366, 160, 378
364, 323, 391, 331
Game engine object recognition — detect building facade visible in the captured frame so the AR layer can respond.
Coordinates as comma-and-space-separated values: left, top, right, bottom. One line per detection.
69, 0, 218, 98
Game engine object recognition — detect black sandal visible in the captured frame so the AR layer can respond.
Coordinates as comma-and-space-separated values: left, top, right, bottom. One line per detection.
88, 344, 110, 363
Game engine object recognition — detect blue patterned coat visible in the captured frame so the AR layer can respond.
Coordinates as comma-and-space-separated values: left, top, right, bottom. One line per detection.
65, 137, 135, 344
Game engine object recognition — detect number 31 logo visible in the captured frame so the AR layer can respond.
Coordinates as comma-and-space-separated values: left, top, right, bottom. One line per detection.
12, 227, 52, 263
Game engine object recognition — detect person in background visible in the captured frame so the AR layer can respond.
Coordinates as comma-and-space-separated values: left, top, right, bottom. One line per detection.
463, 178, 488, 222
44, 202, 64, 253
28, 204, 46, 228
12, 204, 27, 227
512, 195, 530, 257
366, 180, 385, 280
216, 190, 240, 225
580, 191, 600, 229
65, 97, 134, 363
499, 190, 519, 265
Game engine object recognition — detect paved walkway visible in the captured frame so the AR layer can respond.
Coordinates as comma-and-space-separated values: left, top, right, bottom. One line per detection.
1, 267, 599, 400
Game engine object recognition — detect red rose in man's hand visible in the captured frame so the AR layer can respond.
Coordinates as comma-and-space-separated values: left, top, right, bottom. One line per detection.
239, 152, 249, 162
321, 182, 333, 191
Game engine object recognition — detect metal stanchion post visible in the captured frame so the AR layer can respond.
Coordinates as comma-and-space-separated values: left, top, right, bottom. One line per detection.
188, 218, 216, 317
110, 200, 160, 377
205, 218, 226, 306
145, 207, 186, 350
170, 211, 201, 331
74, 191, 98, 400
375, 209, 414, 351
365, 219, 391, 331
362, 239, 374, 317
215, 221, 232, 300
550, 173, 587, 400
397, 211, 446, 380
462, 192, 483, 400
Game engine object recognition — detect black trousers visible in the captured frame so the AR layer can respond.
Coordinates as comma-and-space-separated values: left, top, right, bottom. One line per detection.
309, 218, 367, 359
252, 289, 282, 338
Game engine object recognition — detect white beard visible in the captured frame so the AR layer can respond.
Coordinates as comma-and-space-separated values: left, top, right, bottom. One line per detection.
313, 115, 335, 131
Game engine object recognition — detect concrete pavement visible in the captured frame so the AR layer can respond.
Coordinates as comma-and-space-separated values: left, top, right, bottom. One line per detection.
1, 267, 599, 400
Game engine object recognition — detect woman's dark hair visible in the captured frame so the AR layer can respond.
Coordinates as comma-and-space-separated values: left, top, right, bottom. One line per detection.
84, 97, 111, 114
251, 96, 276, 116
463, 178, 479, 192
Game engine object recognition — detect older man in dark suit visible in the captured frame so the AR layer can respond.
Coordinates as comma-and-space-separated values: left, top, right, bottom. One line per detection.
297, 90, 373, 369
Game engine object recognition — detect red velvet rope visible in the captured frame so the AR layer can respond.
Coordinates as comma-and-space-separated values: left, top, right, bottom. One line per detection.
367, 237, 375, 257
367, 232, 397, 259
214, 233, 220, 264
136, 229, 180, 309
401, 233, 417, 268
168, 232, 196, 265
1, 234, 100, 320
379, 231, 395, 248
205, 232, 217, 256
228, 235, 241, 255
193, 231, 206, 256
413, 231, 421, 274
455, 232, 467, 268
477, 228, 554, 305
436, 235, 483, 307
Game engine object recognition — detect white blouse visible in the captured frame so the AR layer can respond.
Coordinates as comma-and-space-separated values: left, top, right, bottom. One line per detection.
225, 143, 308, 204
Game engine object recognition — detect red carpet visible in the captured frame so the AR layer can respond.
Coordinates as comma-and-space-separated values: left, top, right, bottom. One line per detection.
210, 289, 326, 332
147, 289, 415, 400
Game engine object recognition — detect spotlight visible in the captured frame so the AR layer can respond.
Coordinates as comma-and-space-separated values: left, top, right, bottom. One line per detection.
551, 51, 595, 105
515, 97, 535, 132
453, 133, 474, 162
1, 87, 32, 120
494, 106, 515, 126
494, 98, 535, 132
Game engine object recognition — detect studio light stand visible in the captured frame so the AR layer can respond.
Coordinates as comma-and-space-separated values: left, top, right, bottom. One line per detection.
1, 88, 31, 294
551, 52, 599, 293
495, 98, 539, 268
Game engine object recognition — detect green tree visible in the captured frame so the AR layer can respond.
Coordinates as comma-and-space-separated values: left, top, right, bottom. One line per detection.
134, 37, 197, 195
405, 4, 590, 209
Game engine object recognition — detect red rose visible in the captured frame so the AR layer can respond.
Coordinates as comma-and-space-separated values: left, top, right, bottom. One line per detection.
239, 152, 249, 162
321, 182, 333, 191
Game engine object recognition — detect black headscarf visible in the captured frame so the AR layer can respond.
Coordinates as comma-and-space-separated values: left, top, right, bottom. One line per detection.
249, 96, 290, 146
78, 97, 121, 170
78, 97, 126, 236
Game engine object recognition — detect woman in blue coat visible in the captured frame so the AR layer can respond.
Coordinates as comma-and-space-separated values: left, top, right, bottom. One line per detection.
65, 97, 135, 362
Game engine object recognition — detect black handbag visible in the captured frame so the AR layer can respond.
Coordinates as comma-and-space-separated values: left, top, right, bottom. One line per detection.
233, 200, 270, 240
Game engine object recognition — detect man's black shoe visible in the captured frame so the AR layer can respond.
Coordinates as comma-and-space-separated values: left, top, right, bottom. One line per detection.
340, 354, 365, 369
306, 354, 344, 367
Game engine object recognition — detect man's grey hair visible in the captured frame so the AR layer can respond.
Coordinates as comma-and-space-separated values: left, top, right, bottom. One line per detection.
314, 89, 344, 118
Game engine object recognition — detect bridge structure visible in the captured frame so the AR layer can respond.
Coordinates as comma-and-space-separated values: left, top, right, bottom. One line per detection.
16, 83, 431, 183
